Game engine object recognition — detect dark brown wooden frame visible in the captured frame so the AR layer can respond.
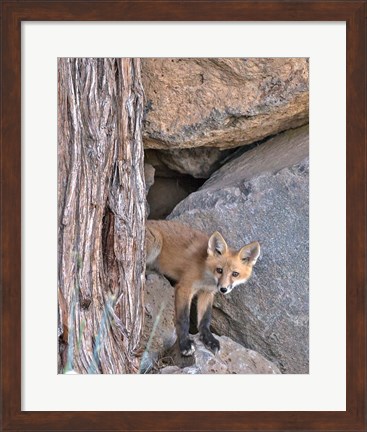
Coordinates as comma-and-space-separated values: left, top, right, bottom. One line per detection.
1, 1, 366, 431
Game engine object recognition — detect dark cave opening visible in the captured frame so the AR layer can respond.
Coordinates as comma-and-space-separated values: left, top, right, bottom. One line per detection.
146, 174, 205, 220
144, 136, 273, 220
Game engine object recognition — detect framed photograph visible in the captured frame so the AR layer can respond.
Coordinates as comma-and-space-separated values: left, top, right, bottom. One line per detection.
1, 1, 366, 431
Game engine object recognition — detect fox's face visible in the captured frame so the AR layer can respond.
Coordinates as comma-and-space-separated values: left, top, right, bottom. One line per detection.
206, 232, 260, 295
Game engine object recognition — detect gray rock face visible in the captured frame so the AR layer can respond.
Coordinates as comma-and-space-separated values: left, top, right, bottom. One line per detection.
168, 127, 309, 373
204, 125, 309, 189
159, 334, 280, 374
142, 58, 309, 150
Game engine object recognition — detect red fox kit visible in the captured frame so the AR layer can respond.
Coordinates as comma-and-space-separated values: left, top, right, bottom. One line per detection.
146, 220, 260, 356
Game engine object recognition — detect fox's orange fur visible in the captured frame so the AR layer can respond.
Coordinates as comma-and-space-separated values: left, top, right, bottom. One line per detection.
146, 220, 260, 356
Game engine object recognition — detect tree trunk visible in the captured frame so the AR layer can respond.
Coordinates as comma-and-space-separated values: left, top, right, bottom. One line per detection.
58, 58, 146, 374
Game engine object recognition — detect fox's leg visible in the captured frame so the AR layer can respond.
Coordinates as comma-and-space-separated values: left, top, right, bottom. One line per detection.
175, 284, 195, 356
197, 291, 220, 354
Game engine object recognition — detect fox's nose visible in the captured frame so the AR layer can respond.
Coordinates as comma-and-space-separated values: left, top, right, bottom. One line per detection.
220, 287, 228, 294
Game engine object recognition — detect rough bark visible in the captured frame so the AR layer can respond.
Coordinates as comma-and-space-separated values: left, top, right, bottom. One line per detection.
58, 58, 145, 374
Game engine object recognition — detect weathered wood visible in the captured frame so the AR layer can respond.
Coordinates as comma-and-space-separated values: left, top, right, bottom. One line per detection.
57, 58, 145, 373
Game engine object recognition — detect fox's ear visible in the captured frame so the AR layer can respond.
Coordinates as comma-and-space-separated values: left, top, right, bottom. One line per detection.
208, 232, 228, 256
239, 241, 261, 265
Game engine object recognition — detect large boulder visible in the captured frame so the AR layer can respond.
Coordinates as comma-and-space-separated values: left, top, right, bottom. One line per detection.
141, 58, 309, 150
168, 126, 309, 373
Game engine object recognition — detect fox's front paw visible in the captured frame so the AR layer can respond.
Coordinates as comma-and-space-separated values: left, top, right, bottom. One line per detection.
179, 338, 195, 356
200, 331, 220, 354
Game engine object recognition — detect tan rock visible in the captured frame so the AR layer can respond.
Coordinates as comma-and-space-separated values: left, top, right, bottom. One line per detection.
142, 58, 309, 149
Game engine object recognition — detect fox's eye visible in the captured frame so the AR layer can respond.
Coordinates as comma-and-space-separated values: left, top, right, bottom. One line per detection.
216, 268, 223, 274
232, 271, 239, 277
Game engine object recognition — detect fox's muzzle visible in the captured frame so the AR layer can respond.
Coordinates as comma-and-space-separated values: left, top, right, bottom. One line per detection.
219, 286, 234, 295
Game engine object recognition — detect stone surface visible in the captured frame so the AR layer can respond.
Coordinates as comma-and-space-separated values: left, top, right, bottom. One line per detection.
204, 125, 309, 189
151, 147, 234, 178
168, 127, 309, 373
140, 273, 176, 373
144, 163, 155, 193
145, 149, 178, 178
159, 334, 281, 374
141, 58, 309, 150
